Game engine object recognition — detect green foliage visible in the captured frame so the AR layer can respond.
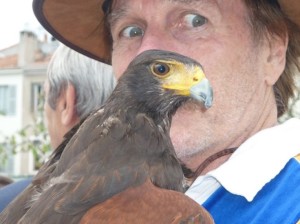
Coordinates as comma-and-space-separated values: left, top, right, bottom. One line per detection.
0, 92, 51, 171
0, 117, 51, 171
279, 85, 300, 123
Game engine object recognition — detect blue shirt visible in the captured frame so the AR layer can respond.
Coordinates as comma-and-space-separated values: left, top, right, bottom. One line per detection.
203, 156, 300, 224
186, 119, 300, 223
0, 178, 32, 212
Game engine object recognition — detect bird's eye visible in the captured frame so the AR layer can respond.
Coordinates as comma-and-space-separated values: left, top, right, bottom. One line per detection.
152, 63, 170, 77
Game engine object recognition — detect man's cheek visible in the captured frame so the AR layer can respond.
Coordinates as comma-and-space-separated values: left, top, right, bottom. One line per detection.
112, 57, 133, 79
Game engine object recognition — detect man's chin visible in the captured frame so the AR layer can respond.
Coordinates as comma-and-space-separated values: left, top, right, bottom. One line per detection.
173, 101, 204, 119
170, 102, 209, 157
172, 102, 205, 122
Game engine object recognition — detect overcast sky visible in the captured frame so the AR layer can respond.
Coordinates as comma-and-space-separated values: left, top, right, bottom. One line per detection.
0, 0, 45, 49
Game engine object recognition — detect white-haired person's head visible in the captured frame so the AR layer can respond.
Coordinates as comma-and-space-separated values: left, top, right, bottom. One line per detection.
44, 44, 116, 149
46, 44, 116, 118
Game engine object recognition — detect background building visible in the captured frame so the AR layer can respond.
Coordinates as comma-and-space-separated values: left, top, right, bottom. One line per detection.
0, 30, 58, 177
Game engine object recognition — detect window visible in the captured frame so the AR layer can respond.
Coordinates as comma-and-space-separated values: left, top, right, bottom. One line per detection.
31, 83, 44, 114
0, 85, 16, 116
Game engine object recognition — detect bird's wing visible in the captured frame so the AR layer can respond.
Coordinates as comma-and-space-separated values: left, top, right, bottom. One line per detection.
80, 179, 214, 224
18, 111, 182, 223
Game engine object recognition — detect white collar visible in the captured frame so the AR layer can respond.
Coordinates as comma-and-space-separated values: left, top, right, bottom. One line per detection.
189, 118, 300, 202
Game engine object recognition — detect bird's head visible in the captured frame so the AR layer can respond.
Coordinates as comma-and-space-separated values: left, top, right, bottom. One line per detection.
112, 50, 213, 123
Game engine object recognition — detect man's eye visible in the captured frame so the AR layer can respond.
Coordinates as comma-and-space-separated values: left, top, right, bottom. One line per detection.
183, 14, 207, 28
121, 26, 144, 38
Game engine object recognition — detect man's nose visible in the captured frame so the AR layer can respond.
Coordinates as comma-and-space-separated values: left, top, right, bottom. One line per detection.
136, 29, 176, 56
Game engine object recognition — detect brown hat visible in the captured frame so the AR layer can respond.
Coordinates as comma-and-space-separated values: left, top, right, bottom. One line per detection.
33, 0, 300, 65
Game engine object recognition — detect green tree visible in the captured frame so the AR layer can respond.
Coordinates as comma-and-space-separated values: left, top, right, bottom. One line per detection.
279, 80, 300, 122
0, 94, 51, 173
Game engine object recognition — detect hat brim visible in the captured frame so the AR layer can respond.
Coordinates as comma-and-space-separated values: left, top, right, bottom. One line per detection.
33, 0, 300, 65
33, 0, 111, 64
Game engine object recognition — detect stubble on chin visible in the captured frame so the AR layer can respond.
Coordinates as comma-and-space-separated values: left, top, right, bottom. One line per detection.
170, 101, 213, 159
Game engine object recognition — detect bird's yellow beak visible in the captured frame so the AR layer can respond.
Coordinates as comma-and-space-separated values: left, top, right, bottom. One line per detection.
155, 60, 213, 109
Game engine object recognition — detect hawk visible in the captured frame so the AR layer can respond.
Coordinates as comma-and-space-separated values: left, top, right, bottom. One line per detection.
0, 50, 214, 223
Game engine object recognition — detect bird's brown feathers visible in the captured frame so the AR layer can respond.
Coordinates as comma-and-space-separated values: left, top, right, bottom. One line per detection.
0, 50, 214, 224
80, 179, 213, 224
6, 110, 188, 223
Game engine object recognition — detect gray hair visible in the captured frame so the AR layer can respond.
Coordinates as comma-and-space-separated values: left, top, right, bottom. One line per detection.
47, 44, 116, 118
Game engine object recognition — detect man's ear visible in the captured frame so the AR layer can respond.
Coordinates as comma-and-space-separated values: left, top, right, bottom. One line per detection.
264, 34, 288, 86
61, 83, 78, 126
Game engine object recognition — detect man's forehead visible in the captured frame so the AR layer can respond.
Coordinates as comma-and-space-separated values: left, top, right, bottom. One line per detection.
111, 0, 215, 9
109, 0, 217, 21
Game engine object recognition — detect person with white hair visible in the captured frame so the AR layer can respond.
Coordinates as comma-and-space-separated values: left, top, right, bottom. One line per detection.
0, 44, 116, 212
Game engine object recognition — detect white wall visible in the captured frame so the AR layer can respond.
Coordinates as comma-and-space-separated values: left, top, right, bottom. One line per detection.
0, 69, 24, 137
0, 69, 26, 176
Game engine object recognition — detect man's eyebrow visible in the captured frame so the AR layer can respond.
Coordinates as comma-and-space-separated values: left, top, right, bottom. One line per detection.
170, 0, 199, 3
169, 0, 214, 5
107, 5, 129, 29
107, 0, 215, 27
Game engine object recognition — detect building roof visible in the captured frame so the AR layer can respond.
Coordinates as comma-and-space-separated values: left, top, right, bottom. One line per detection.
0, 31, 58, 69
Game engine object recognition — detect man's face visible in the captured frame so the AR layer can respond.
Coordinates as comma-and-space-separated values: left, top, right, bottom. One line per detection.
110, 0, 277, 167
